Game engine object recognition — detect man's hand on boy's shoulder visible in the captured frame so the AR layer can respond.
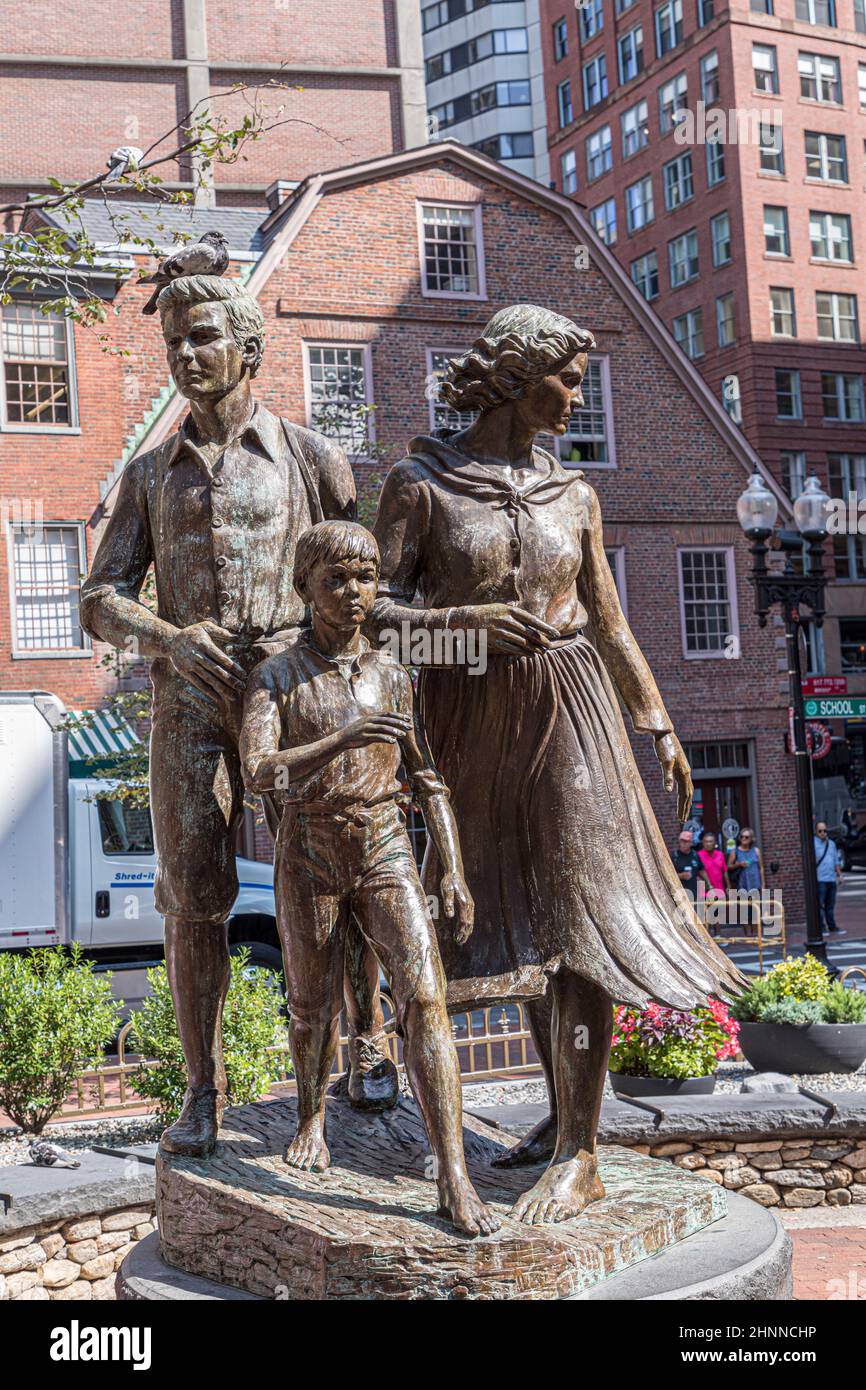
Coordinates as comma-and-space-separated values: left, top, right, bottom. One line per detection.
440, 873, 474, 944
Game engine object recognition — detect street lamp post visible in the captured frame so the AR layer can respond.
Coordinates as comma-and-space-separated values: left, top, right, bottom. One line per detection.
736, 473, 834, 969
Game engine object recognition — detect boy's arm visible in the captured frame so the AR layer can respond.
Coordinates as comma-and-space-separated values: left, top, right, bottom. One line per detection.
398, 677, 474, 941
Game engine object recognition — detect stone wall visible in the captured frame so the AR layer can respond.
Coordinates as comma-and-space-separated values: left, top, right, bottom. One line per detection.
0, 1202, 155, 1302
624, 1138, 866, 1210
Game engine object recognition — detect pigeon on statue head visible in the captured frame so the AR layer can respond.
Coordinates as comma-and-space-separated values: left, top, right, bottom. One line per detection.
140, 230, 231, 315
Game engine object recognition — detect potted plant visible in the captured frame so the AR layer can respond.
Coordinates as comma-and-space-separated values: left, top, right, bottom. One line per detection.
608, 999, 740, 1097
731, 956, 866, 1075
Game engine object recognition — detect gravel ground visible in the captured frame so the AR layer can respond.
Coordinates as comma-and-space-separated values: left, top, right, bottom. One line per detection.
461, 1058, 866, 1110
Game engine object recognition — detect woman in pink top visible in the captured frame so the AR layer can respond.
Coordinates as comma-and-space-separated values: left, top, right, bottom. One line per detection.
698, 832, 730, 895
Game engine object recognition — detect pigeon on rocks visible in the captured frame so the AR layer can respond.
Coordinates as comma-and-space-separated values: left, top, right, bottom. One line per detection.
28, 1139, 81, 1169
140, 230, 230, 314
105, 146, 145, 183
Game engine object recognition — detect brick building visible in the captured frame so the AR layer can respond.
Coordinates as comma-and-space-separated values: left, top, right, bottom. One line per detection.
541, 0, 866, 797
0, 0, 426, 218
0, 139, 806, 915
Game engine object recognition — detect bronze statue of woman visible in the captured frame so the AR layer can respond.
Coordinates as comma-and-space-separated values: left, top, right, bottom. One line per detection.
372, 304, 742, 1225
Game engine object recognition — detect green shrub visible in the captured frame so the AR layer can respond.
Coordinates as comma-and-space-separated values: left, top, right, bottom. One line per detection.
822, 981, 866, 1024
730, 975, 778, 1023
765, 955, 831, 1002
759, 998, 825, 1027
129, 950, 289, 1122
0, 946, 121, 1134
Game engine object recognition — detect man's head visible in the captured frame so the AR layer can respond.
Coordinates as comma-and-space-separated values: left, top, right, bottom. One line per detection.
294, 521, 380, 631
158, 276, 265, 401
816, 822, 828, 838
701, 832, 716, 852
678, 830, 693, 850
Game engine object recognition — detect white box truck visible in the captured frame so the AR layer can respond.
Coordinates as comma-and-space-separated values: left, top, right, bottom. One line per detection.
0, 692, 283, 1004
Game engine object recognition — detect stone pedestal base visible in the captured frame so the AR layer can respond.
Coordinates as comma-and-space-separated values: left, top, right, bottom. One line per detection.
150, 1092, 729, 1301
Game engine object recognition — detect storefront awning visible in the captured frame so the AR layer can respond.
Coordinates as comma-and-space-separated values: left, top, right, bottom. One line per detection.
66, 709, 141, 777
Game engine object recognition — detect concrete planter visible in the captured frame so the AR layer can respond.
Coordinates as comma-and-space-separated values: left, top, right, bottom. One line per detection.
608, 1072, 717, 1098
738, 1022, 866, 1076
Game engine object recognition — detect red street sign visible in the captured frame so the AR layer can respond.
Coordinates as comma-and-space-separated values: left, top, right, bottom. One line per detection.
786, 720, 833, 759
802, 676, 848, 696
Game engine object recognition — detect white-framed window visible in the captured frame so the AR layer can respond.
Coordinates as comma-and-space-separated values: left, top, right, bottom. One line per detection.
752, 44, 779, 94
589, 196, 617, 245
722, 374, 742, 424
711, 210, 731, 266
1, 301, 78, 432
701, 50, 720, 104
775, 368, 803, 418
658, 72, 688, 133
795, 0, 836, 25
673, 307, 705, 359
816, 291, 858, 341
829, 456, 866, 579
859, 63, 866, 111
580, 0, 604, 40
586, 125, 613, 181
417, 202, 485, 299
559, 356, 616, 468
631, 250, 659, 300
781, 450, 807, 500
553, 15, 569, 60
668, 228, 699, 286
621, 98, 649, 157
799, 52, 842, 102
625, 175, 654, 231
821, 372, 865, 422
706, 139, 726, 186
716, 293, 736, 347
425, 348, 478, 434
677, 547, 738, 659
698, 0, 715, 25
583, 54, 608, 111
810, 210, 852, 262
561, 148, 578, 195
770, 286, 797, 337
303, 343, 373, 455
618, 25, 644, 84
857, 0, 866, 31
764, 205, 790, 256
8, 521, 89, 656
605, 546, 628, 614
557, 78, 574, 128
759, 123, 785, 174
805, 131, 847, 182
655, 0, 683, 57
663, 151, 694, 209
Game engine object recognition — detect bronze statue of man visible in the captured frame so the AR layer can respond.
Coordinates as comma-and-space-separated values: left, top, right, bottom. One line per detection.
80, 271, 396, 1156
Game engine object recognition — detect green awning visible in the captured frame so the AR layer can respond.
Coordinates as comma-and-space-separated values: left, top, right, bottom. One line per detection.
65, 709, 141, 777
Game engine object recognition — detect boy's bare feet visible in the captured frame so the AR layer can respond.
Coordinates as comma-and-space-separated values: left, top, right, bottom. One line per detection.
284, 1117, 331, 1172
437, 1172, 501, 1238
510, 1152, 605, 1225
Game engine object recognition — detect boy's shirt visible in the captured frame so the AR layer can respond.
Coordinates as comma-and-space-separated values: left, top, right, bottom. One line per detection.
241, 634, 447, 812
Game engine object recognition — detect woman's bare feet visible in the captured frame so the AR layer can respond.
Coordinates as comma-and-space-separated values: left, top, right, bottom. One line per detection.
437, 1172, 501, 1238
284, 1117, 330, 1173
510, 1152, 605, 1225
491, 1112, 558, 1168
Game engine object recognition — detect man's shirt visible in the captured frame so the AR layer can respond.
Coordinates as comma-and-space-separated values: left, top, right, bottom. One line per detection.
80, 405, 352, 642
815, 836, 840, 882
672, 848, 700, 895
240, 635, 448, 815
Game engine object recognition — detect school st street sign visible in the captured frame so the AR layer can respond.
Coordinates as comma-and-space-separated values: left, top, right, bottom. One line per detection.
803, 696, 866, 720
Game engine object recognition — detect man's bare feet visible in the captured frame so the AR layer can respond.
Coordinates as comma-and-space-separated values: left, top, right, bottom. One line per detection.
437, 1172, 501, 1238
284, 1118, 331, 1172
510, 1152, 605, 1225
159, 1087, 221, 1159
492, 1112, 558, 1168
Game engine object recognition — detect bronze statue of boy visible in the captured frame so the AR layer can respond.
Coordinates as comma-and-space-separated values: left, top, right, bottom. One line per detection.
240, 520, 500, 1237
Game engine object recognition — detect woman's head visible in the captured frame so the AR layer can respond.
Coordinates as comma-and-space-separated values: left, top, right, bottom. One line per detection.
440, 304, 596, 434
738, 828, 755, 846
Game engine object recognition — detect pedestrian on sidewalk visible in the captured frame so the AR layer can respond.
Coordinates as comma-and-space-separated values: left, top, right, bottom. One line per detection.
672, 829, 701, 898
815, 822, 845, 937
727, 827, 764, 937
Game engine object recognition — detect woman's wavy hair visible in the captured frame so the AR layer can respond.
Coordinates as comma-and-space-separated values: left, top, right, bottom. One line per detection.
439, 304, 595, 414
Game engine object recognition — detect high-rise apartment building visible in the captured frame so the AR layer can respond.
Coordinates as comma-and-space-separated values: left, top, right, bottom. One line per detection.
422, 0, 551, 181
542, 0, 866, 787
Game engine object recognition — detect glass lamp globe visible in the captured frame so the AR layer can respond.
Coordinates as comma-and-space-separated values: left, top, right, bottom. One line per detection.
736, 473, 778, 538
793, 476, 831, 540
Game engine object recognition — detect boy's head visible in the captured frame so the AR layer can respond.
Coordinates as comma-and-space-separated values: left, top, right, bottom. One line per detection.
293, 521, 380, 629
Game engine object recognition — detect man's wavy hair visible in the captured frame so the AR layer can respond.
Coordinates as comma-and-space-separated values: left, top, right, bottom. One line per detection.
157, 275, 265, 377
440, 304, 595, 415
